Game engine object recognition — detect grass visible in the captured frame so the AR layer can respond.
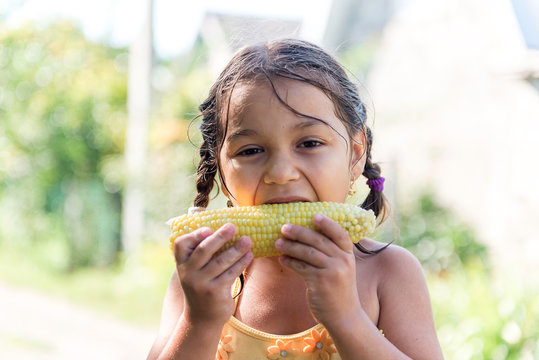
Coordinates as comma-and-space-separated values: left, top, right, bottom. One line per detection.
0, 331, 54, 352
428, 261, 539, 359
0, 241, 175, 326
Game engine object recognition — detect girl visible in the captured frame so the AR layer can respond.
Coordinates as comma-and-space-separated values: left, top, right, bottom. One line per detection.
148, 39, 443, 359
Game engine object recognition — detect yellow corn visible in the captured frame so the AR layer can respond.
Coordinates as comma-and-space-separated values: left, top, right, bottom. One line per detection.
169, 202, 376, 258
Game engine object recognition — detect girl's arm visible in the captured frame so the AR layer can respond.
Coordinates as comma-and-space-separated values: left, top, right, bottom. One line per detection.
147, 225, 253, 360
276, 214, 443, 360
147, 271, 184, 358
147, 272, 225, 359
327, 246, 444, 359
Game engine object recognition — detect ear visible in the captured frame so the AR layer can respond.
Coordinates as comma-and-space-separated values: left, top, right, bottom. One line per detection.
350, 131, 366, 180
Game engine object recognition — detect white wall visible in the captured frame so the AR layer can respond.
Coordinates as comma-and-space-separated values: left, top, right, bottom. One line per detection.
367, 0, 539, 275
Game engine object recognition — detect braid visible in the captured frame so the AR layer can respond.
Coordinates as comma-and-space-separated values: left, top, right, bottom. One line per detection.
361, 127, 389, 222
193, 139, 217, 208
193, 92, 221, 208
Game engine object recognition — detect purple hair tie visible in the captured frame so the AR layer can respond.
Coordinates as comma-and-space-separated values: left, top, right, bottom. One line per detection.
366, 177, 385, 192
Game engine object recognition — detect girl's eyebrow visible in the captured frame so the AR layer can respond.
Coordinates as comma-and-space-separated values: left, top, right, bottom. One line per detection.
226, 128, 258, 143
296, 118, 326, 129
226, 119, 328, 143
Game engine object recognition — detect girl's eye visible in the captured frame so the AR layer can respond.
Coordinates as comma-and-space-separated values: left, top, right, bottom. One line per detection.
299, 140, 322, 148
237, 148, 263, 156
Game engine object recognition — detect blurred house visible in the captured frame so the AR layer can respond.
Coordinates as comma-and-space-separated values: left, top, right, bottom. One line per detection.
197, 12, 301, 75
366, 0, 539, 276
322, 0, 400, 51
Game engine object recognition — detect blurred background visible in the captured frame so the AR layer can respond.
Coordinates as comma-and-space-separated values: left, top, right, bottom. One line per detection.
1, 0, 538, 358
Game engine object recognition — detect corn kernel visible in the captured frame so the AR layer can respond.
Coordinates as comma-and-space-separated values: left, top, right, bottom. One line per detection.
169, 202, 376, 258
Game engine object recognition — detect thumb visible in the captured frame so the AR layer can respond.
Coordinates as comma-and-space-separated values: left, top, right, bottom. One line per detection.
174, 227, 213, 263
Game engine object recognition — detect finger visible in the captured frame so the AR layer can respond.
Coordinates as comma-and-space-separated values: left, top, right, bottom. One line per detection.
278, 254, 318, 277
213, 249, 254, 286
186, 223, 237, 270
280, 223, 335, 257
313, 213, 353, 253
174, 227, 213, 264
203, 236, 253, 279
275, 238, 326, 268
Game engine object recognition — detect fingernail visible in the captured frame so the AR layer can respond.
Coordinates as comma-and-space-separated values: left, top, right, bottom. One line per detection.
313, 213, 324, 223
281, 224, 292, 233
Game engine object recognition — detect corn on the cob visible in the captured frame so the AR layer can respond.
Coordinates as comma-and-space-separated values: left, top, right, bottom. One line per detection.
169, 202, 376, 258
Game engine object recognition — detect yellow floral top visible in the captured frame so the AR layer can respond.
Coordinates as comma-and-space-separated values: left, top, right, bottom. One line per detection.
216, 317, 340, 360
215, 279, 341, 360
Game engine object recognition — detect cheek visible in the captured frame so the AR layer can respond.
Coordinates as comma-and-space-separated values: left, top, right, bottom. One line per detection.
306, 153, 351, 199
219, 155, 242, 192
220, 159, 261, 197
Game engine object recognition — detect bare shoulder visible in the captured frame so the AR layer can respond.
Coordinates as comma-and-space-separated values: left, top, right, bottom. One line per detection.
366, 242, 428, 304
374, 243, 424, 280
357, 240, 444, 359
355, 239, 422, 274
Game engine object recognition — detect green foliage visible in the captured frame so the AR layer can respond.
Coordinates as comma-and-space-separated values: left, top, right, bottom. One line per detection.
430, 264, 539, 359
396, 192, 539, 358
143, 41, 214, 246
0, 22, 127, 269
397, 191, 488, 274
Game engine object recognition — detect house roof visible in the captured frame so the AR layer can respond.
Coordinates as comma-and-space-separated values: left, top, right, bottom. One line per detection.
199, 12, 302, 52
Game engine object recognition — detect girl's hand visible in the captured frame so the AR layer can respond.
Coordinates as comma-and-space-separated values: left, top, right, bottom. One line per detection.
173, 223, 253, 325
275, 213, 360, 327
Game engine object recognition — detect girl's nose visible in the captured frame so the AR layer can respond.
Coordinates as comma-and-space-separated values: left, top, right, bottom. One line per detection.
263, 152, 300, 185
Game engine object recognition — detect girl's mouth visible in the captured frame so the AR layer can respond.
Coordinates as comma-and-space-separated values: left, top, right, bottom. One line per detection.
264, 197, 310, 204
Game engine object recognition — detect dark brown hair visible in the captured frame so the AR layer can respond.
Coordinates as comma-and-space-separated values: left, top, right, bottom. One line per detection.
193, 38, 389, 253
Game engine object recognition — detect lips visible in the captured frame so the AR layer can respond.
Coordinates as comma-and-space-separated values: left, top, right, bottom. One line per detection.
264, 196, 311, 204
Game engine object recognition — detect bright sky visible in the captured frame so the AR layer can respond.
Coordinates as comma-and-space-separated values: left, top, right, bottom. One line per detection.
3, 0, 332, 58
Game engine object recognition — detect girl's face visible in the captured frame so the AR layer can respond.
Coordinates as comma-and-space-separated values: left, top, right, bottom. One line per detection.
219, 78, 365, 206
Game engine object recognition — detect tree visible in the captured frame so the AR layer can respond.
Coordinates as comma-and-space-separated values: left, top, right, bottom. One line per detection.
0, 22, 127, 269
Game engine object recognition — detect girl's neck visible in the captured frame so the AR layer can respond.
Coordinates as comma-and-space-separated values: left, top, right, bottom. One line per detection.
235, 257, 317, 334
244, 257, 305, 290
